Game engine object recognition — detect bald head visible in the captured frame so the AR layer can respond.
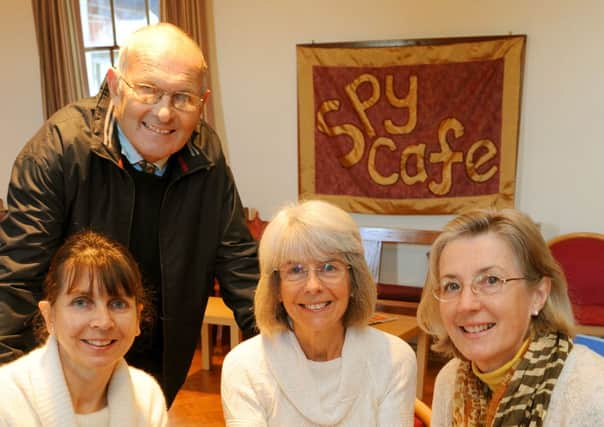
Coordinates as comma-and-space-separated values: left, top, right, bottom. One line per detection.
117, 23, 207, 79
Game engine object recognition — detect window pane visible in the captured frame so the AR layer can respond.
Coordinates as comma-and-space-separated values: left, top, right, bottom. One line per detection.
149, 0, 160, 24
114, 0, 149, 45
80, 0, 115, 47
85, 50, 112, 96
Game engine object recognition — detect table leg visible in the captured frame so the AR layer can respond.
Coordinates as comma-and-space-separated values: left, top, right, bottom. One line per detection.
229, 325, 241, 350
415, 331, 429, 400
201, 323, 211, 370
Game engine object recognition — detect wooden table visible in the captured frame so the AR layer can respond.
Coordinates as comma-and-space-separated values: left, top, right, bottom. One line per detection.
371, 312, 429, 400
201, 297, 242, 370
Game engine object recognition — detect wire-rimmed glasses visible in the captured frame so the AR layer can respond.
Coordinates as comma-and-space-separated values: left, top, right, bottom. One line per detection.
119, 76, 210, 112
276, 260, 351, 285
433, 273, 528, 302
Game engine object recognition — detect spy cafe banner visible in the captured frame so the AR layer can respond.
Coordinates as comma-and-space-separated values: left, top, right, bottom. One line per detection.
297, 35, 525, 214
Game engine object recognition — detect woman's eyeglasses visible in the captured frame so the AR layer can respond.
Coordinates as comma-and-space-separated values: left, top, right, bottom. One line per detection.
433, 273, 528, 302
276, 260, 351, 284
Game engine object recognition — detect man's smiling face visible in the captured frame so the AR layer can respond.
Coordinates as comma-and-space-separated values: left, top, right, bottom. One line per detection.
108, 37, 204, 163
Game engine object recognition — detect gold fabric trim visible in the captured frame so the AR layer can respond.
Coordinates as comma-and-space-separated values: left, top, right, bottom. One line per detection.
297, 36, 525, 214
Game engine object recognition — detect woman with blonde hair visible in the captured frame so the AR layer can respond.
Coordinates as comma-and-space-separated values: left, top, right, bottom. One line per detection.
221, 200, 417, 426
418, 208, 604, 426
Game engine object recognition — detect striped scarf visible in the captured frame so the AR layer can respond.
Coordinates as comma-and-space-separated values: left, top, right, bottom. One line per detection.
452, 332, 572, 427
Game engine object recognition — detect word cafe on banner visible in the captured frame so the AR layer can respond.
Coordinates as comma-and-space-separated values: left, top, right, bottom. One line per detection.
297, 35, 526, 214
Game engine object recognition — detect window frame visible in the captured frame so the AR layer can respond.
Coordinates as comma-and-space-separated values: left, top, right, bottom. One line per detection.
80, 0, 158, 95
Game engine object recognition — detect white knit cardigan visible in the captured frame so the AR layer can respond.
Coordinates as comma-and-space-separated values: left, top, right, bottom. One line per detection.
430, 344, 604, 427
0, 336, 167, 426
221, 326, 417, 426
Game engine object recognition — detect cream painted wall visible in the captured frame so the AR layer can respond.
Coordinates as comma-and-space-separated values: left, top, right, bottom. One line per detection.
210, 1, 604, 284
2, 2, 603, 284
0, 1, 43, 201
211, 0, 604, 233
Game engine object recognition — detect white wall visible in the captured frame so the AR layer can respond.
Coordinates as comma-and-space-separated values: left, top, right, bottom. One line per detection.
211, 0, 604, 234
0, 1, 43, 200
209, 0, 604, 283
3, 1, 603, 284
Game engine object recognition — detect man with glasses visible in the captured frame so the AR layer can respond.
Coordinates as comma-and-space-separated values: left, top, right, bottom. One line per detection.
0, 23, 258, 406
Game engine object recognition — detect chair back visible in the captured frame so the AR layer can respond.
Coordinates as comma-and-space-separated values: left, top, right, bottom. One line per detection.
359, 227, 440, 311
360, 227, 440, 282
548, 232, 604, 327
244, 207, 269, 241
574, 334, 604, 356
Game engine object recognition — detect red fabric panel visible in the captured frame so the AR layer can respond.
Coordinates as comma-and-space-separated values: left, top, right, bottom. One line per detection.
312, 60, 504, 199
414, 416, 425, 427
550, 237, 604, 326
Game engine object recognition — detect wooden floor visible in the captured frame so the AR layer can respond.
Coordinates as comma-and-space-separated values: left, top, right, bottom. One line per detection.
167, 338, 446, 426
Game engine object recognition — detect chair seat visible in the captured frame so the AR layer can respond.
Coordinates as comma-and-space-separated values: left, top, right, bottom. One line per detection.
573, 303, 604, 326
377, 283, 423, 302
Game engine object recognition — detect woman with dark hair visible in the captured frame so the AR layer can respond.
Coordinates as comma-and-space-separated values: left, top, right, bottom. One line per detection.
221, 200, 417, 426
0, 230, 167, 426
418, 208, 604, 426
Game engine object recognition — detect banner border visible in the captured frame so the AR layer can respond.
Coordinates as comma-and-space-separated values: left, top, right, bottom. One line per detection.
297, 35, 526, 214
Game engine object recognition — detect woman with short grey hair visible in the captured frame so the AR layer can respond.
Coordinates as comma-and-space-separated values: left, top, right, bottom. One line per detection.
221, 200, 417, 426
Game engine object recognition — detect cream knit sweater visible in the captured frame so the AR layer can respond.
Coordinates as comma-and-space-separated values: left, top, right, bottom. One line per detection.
0, 336, 167, 426
221, 326, 417, 427
431, 344, 604, 427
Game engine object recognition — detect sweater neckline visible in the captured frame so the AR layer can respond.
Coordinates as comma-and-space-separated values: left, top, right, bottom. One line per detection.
262, 327, 367, 425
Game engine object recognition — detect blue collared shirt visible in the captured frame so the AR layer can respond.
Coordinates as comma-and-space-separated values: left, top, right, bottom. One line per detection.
117, 125, 168, 176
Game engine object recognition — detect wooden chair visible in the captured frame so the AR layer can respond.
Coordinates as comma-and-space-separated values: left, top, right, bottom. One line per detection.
548, 232, 604, 337
359, 226, 440, 315
414, 398, 432, 427
243, 207, 268, 241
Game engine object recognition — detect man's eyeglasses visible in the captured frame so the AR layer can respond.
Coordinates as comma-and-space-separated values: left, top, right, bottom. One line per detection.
276, 260, 351, 285
433, 273, 528, 302
119, 76, 210, 112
